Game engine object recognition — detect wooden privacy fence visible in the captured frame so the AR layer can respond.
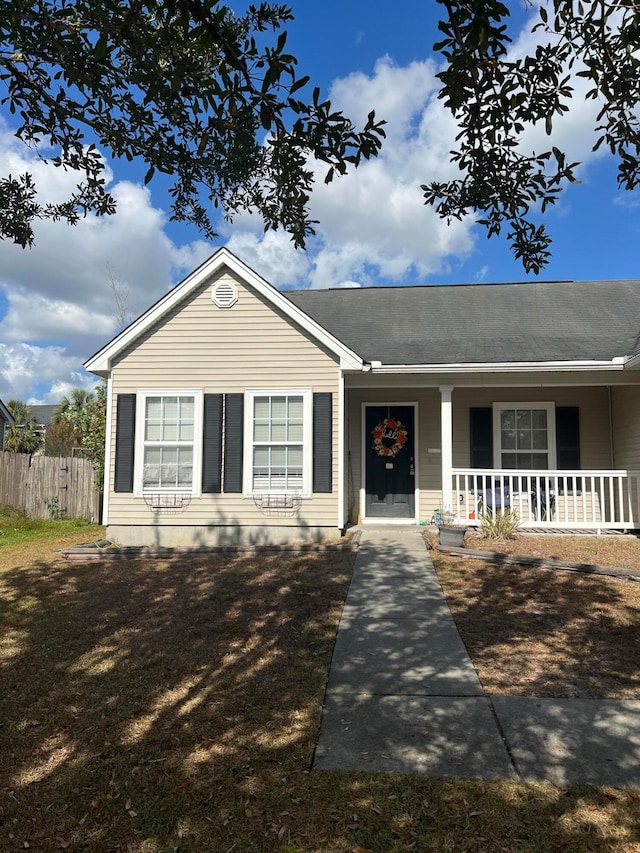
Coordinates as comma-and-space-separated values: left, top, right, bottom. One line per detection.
0, 451, 100, 521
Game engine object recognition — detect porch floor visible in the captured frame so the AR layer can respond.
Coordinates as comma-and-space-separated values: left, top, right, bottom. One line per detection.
314, 526, 640, 784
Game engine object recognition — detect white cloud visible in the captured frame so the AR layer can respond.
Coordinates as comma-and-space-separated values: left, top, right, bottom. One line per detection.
225, 230, 311, 287
226, 56, 475, 290
0, 343, 85, 401
0, 124, 216, 401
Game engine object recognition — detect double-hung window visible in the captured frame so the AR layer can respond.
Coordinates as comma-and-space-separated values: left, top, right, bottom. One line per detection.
493, 402, 556, 470
135, 391, 203, 494
244, 389, 312, 495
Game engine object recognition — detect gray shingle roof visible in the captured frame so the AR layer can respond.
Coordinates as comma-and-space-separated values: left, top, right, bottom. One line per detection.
286, 279, 640, 365
27, 405, 59, 427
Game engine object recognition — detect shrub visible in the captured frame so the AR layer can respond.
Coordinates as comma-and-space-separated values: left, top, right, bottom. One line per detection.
479, 509, 521, 539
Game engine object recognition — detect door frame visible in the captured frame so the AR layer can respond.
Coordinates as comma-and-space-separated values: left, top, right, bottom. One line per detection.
360, 401, 420, 524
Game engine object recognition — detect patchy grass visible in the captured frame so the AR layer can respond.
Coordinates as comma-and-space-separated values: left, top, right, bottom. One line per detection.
0, 505, 103, 566
2, 537, 640, 851
432, 542, 640, 699
464, 531, 640, 571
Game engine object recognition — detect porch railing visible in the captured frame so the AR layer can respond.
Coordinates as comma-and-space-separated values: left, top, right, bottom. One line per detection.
451, 469, 640, 530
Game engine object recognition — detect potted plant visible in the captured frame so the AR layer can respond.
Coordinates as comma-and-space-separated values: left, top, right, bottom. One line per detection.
437, 509, 468, 548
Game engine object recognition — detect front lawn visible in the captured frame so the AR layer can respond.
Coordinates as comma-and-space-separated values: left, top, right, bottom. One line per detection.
2, 535, 640, 851
433, 549, 640, 699
0, 505, 103, 569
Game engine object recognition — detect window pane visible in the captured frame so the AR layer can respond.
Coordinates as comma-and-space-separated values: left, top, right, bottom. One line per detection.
163, 421, 178, 441
271, 397, 287, 419
145, 397, 162, 440
254, 447, 270, 468
271, 447, 286, 467
531, 453, 548, 469
287, 473, 303, 490
177, 447, 193, 487
532, 409, 547, 429
271, 421, 287, 441
288, 397, 303, 419
517, 429, 532, 450
288, 422, 303, 441
178, 398, 194, 440
516, 409, 531, 429
501, 453, 517, 469
254, 423, 270, 442
501, 409, 515, 430
254, 398, 270, 420
288, 447, 303, 467
146, 398, 162, 419
143, 447, 161, 488
532, 430, 548, 450
501, 429, 516, 449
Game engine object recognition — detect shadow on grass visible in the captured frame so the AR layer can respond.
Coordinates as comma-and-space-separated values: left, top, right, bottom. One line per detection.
1, 540, 640, 852
433, 553, 640, 698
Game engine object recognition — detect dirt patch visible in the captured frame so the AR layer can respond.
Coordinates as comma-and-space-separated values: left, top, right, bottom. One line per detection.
432, 549, 640, 699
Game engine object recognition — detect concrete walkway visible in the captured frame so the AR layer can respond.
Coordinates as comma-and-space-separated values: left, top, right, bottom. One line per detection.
313, 527, 640, 785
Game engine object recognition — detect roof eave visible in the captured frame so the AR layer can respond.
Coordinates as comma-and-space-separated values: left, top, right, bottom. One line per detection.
365, 358, 628, 374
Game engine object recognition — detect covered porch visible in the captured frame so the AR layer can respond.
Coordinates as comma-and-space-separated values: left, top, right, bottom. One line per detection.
344, 372, 640, 532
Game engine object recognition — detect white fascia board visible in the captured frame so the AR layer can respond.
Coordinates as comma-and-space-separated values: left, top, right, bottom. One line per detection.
84, 248, 363, 374
0, 399, 14, 424
368, 359, 627, 374
622, 353, 640, 370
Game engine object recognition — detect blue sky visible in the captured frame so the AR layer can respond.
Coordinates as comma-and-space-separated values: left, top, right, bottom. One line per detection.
1, 1, 638, 403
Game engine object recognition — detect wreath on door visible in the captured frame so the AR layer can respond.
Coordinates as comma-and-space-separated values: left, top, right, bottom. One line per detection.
371, 417, 408, 457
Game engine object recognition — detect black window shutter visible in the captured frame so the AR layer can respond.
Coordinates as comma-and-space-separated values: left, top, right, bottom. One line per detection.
470, 407, 493, 468
114, 394, 136, 493
556, 406, 581, 493
313, 392, 333, 493
202, 394, 223, 493
224, 393, 244, 493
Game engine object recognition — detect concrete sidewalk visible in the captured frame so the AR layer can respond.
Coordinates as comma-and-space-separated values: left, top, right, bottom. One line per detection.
313, 527, 640, 785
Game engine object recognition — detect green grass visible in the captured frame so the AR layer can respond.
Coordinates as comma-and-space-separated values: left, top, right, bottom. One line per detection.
0, 506, 104, 568
0, 504, 103, 549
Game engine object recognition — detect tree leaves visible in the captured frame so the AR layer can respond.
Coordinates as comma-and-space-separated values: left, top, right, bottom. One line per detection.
0, 0, 385, 249
427, 0, 640, 272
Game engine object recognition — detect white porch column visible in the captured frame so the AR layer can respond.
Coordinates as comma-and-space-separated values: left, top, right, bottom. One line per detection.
440, 386, 454, 514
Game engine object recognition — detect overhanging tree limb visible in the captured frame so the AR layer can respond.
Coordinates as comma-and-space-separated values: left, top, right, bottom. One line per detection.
0, 0, 385, 248
424, 0, 640, 273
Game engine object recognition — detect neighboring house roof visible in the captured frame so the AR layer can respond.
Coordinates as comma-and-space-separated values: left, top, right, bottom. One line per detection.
27, 405, 58, 428
0, 399, 15, 425
286, 279, 640, 366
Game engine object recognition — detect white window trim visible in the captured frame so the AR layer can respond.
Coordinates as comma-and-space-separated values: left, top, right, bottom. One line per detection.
492, 401, 556, 469
243, 388, 313, 497
134, 389, 203, 497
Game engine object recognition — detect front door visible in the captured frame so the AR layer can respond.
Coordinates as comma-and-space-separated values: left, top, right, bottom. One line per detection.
365, 405, 416, 518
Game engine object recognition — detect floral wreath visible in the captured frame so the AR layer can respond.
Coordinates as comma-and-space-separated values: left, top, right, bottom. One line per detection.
371, 417, 408, 458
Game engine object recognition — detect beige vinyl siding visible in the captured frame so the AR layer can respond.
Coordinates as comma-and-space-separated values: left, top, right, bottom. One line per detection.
452, 386, 612, 469
612, 385, 640, 469
107, 267, 340, 541
610, 384, 640, 526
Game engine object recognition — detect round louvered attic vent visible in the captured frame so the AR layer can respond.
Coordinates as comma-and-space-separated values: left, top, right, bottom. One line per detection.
211, 281, 238, 308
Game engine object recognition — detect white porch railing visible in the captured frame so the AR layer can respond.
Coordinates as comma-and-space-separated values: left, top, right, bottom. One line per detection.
451, 469, 640, 530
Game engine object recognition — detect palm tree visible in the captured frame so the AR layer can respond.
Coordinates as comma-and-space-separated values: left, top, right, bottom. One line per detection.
4, 399, 43, 454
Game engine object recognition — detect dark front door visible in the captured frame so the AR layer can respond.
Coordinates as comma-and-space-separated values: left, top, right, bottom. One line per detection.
365, 405, 415, 518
